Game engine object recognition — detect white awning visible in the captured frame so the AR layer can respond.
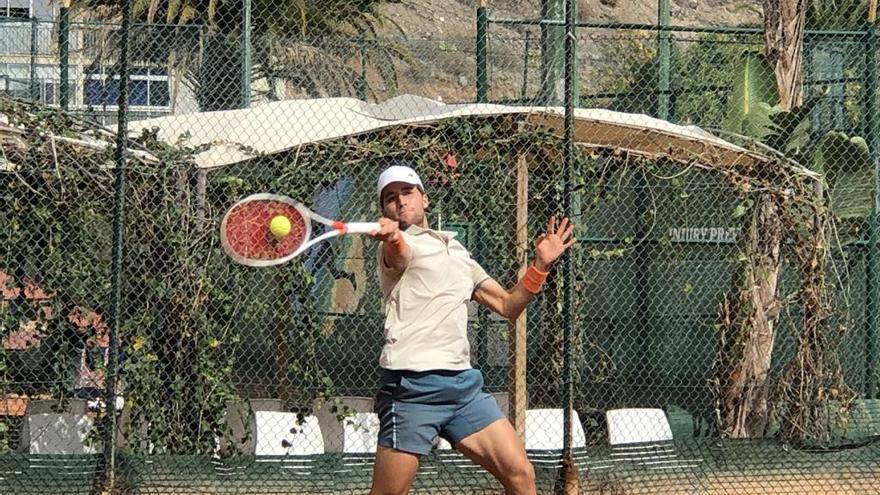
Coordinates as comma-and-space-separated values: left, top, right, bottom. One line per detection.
128, 94, 772, 170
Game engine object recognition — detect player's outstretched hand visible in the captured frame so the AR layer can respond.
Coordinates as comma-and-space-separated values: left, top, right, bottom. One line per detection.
370, 217, 401, 243
534, 216, 576, 270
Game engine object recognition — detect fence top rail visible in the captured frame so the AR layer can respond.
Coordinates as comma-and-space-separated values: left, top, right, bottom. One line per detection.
0, 15, 867, 39
487, 17, 871, 38
0, 17, 207, 30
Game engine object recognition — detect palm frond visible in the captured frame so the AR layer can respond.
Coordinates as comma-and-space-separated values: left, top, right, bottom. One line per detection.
74, 0, 409, 108
166, 0, 182, 23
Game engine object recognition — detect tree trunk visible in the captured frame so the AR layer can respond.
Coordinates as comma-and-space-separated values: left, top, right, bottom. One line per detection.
762, 0, 808, 110
710, 0, 807, 438
711, 194, 783, 438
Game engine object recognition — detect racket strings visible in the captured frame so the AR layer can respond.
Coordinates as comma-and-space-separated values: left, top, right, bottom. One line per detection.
225, 201, 308, 260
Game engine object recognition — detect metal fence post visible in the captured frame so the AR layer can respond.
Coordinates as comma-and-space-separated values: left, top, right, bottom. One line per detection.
29, 16, 38, 101
476, 0, 489, 103
357, 38, 368, 101
59, 1, 70, 110
657, 0, 671, 120
241, 0, 252, 108
541, 0, 565, 105
520, 32, 531, 100
865, 21, 880, 400
105, 0, 133, 488
560, 0, 579, 492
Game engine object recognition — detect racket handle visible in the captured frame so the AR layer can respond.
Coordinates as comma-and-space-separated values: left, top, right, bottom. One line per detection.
344, 222, 381, 234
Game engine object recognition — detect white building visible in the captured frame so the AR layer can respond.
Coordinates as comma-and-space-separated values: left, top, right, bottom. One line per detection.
0, 1, 199, 125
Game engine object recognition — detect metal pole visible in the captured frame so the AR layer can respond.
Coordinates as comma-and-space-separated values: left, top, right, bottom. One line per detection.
358, 39, 368, 101
491, 17, 869, 38
29, 16, 38, 101
476, 0, 489, 103
59, 0, 70, 110
560, 0, 579, 492
196, 169, 207, 225
241, 0, 251, 108
657, 0, 671, 120
520, 32, 531, 101
105, 0, 133, 488
541, 0, 565, 105
865, 22, 880, 400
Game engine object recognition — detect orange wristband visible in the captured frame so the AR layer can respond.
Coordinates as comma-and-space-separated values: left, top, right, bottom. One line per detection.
385, 231, 407, 257
522, 264, 549, 294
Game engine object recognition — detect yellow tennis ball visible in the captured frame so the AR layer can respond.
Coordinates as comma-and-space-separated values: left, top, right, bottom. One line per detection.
269, 215, 292, 238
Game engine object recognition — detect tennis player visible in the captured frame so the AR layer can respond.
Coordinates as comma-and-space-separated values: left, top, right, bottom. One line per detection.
368, 164, 575, 495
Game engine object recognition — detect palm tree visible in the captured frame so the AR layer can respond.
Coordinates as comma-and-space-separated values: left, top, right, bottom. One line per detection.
763, 0, 873, 110
762, 0, 809, 110
249, 0, 411, 101
71, 0, 408, 110
713, 0, 876, 439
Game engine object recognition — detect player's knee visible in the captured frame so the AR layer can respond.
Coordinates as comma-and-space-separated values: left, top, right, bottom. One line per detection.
505, 459, 536, 486
369, 488, 407, 495
369, 487, 410, 495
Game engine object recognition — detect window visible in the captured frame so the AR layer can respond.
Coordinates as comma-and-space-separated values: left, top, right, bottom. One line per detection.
0, 63, 62, 105
0, 6, 53, 56
84, 67, 170, 108
3, 7, 28, 19
1, 0, 30, 19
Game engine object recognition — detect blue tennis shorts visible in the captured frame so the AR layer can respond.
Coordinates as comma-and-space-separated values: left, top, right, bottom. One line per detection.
374, 368, 505, 455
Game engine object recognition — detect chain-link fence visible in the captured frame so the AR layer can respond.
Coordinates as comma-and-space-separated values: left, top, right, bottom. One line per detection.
1, 1, 879, 494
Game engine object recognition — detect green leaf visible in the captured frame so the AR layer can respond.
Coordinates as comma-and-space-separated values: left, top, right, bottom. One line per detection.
814, 131, 873, 244
764, 93, 824, 153
743, 102, 780, 139
722, 52, 780, 139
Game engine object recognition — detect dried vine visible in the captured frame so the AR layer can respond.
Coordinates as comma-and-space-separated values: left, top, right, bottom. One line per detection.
706, 153, 855, 444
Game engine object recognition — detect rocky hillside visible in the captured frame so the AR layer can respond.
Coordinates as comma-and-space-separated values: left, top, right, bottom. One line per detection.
371, 0, 763, 102
384, 0, 762, 35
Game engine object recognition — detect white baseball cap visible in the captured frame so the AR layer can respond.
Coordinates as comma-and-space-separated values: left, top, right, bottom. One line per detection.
377, 165, 424, 198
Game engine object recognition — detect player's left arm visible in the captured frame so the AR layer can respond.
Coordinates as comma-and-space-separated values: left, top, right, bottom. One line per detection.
473, 216, 575, 321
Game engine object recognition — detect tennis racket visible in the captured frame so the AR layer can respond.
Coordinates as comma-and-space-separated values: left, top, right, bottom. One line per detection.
220, 193, 379, 267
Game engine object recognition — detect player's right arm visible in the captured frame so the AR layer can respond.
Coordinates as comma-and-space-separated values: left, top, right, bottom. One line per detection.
371, 217, 411, 272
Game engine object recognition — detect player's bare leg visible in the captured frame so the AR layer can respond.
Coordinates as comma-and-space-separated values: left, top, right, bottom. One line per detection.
369, 446, 420, 495
455, 418, 536, 495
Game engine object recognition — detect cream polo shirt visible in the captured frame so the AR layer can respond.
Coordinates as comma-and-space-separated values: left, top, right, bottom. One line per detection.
377, 225, 491, 371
